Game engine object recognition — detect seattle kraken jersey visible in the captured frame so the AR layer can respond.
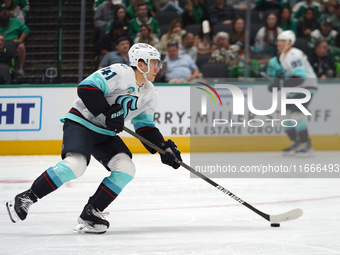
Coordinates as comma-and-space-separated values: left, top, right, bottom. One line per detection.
61, 64, 158, 136
266, 47, 318, 90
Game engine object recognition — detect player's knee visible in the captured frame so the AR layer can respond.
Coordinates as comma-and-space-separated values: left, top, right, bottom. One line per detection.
63, 152, 87, 178
107, 153, 136, 178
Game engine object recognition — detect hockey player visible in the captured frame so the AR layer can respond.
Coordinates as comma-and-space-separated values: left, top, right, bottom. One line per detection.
266, 30, 317, 156
6, 43, 182, 234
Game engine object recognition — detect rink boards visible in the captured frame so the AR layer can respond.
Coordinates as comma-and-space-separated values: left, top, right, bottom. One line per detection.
0, 82, 339, 155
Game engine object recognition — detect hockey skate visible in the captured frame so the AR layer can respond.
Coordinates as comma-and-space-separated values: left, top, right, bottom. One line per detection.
6, 189, 38, 223
282, 140, 301, 156
73, 204, 110, 234
295, 139, 314, 157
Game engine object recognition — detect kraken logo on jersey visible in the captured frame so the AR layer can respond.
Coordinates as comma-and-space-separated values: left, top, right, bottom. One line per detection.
126, 87, 135, 95
116, 95, 138, 118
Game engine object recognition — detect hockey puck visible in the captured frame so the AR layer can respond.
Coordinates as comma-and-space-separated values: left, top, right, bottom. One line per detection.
271, 223, 280, 227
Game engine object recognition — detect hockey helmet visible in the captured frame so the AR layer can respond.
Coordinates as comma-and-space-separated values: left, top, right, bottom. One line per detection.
277, 30, 296, 46
128, 43, 161, 74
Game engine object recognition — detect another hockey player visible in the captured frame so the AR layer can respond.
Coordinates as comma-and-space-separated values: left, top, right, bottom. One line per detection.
266, 30, 317, 156
6, 43, 182, 234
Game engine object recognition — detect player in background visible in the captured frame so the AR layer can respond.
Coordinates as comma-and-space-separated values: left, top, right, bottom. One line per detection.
266, 30, 317, 156
6, 43, 182, 234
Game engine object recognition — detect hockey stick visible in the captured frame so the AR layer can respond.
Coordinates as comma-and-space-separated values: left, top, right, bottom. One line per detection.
123, 126, 303, 223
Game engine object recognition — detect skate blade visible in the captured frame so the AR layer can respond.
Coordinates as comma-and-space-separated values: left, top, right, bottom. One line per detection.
282, 151, 295, 157
295, 149, 314, 158
73, 219, 107, 234
6, 201, 20, 223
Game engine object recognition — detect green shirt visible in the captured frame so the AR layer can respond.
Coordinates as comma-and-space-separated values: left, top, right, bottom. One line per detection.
229, 59, 260, 78
192, 5, 204, 24
279, 19, 297, 35
126, 5, 136, 20
292, 2, 322, 22
0, 18, 29, 41
129, 17, 160, 40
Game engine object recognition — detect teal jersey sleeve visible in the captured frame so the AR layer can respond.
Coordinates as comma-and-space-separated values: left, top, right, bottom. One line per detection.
266, 56, 286, 78
132, 114, 155, 130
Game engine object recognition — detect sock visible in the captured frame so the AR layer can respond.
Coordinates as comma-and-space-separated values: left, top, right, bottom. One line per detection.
284, 121, 297, 141
88, 178, 121, 212
295, 119, 309, 143
31, 167, 63, 199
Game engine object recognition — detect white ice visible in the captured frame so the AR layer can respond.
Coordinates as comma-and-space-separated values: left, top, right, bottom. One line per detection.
1, 152, 340, 255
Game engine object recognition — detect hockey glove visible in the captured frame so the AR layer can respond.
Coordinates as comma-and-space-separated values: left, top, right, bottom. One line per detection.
159, 139, 182, 169
104, 104, 124, 133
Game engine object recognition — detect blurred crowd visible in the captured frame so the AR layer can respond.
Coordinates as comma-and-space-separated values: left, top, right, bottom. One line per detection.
0, 0, 339, 84
0, 0, 28, 83
92, 0, 340, 82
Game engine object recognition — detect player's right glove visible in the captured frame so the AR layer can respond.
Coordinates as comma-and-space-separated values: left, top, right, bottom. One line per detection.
159, 139, 182, 169
103, 104, 124, 133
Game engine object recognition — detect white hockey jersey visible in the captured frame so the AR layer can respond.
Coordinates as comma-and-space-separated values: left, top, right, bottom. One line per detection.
61, 63, 158, 136
279, 47, 318, 90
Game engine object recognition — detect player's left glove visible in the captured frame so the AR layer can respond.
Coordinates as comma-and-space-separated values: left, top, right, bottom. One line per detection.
103, 104, 124, 133
159, 139, 182, 169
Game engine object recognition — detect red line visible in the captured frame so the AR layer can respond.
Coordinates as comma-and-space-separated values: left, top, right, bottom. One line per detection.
43, 172, 56, 190
100, 185, 117, 199
136, 126, 156, 133
78, 86, 101, 90
0, 195, 339, 216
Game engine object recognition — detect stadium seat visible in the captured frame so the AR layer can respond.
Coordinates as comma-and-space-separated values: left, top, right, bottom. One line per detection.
160, 25, 170, 37
155, 11, 178, 26
213, 24, 232, 34
201, 63, 229, 78
196, 54, 211, 70
294, 37, 310, 52
250, 23, 263, 39
185, 24, 201, 35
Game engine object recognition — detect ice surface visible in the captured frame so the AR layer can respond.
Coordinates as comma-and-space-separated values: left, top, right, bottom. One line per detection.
1, 152, 340, 255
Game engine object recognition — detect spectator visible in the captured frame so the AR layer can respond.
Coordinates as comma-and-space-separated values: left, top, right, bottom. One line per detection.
229, 0, 255, 10
158, 40, 199, 83
94, 0, 122, 37
331, 4, 340, 31
297, 7, 319, 38
126, 0, 137, 20
0, 34, 15, 83
0, 3, 28, 76
332, 33, 340, 76
182, 0, 208, 28
278, 6, 298, 34
3, 0, 24, 23
292, 0, 322, 22
309, 17, 338, 47
128, 2, 160, 40
100, 19, 132, 56
308, 39, 335, 79
153, 0, 184, 17
178, 32, 197, 62
255, 0, 288, 11
134, 24, 160, 51
255, 12, 283, 55
229, 47, 262, 78
322, 1, 336, 19
98, 37, 130, 69
159, 19, 186, 55
105, 5, 129, 33
208, 0, 237, 26
194, 23, 217, 55
13, 0, 28, 21
230, 17, 245, 45
208, 31, 230, 65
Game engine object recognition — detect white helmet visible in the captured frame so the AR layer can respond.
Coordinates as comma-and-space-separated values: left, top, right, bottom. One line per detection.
128, 43, 161, 75
277, 30, 296, 46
